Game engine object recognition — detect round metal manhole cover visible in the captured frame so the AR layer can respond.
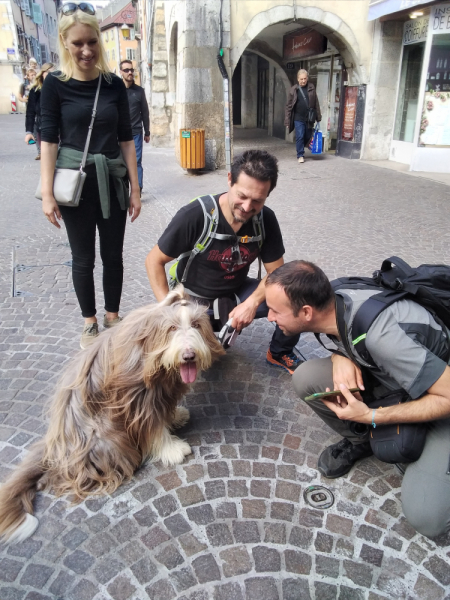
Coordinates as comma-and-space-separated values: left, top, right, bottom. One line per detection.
303, 485, 335, 509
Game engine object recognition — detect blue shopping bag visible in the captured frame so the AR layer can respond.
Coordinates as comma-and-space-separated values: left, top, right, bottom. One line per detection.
309, 125, 323, 154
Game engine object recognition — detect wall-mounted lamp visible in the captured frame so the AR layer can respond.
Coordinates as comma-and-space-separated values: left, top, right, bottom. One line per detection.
409, 10, 424, 19
121, 23, 130, 39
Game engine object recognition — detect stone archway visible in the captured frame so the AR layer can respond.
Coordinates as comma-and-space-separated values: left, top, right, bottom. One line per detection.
231, 4, 364, 84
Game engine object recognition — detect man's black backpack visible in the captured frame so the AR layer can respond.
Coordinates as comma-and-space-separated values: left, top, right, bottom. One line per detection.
331, 256, 450, 366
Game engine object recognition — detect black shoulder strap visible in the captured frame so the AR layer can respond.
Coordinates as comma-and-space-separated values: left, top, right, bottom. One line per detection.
314, 294, 359, 363
351, 290, 409, 365
380, 256, 416, 279
252, 210, 264, 280
179, 194, 218, 283
335, 294, 357, 361
298, 86, 309, 106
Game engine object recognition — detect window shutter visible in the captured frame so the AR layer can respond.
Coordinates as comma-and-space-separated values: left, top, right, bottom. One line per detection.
32, 3, 43, 24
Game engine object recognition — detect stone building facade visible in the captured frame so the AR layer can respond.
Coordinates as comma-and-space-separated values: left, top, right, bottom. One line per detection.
141, 0, 449, 172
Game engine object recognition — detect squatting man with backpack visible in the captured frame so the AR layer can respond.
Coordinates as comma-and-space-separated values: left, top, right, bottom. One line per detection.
265, 260, 450, 538
145, 149, 302, 374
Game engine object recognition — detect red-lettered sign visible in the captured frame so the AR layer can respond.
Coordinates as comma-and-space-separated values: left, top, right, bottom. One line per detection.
342, 86, 358, 141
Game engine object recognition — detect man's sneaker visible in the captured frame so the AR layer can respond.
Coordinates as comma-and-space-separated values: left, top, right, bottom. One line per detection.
103, 315, 123, 329
266, 349, 303, 375
298, 156, 305, 163
80, 323, 99, 349
318, 438, 373, 479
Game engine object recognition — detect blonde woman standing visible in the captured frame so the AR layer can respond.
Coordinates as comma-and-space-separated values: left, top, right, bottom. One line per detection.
25, 62, 55, 160
40, 3, 141, 348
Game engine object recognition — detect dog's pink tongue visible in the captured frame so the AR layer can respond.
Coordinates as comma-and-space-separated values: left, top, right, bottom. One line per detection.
180, 362, 197, 383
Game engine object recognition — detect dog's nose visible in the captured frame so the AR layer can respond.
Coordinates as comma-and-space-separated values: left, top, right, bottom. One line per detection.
182, 350, 196, 362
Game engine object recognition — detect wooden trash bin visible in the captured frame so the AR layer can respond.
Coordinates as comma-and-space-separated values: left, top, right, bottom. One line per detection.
180, 129, 205, 170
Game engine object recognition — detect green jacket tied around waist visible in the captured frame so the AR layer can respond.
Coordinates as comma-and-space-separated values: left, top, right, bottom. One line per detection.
56, 147, 129, 219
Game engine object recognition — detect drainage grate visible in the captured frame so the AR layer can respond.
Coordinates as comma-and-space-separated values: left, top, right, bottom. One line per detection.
11, 246, 73, 298
303, 485, 335, 510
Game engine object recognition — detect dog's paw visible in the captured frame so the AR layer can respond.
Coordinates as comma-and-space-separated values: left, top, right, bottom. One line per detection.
158, 436, 192, 466
5, 513, 39, 544
171, 406, 190, 429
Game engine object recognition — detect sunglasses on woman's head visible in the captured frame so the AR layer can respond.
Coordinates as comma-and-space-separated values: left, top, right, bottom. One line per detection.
61, 2, 96, 16
122, 68, 134, 73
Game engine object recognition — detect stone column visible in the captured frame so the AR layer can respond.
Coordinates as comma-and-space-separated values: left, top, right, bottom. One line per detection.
361, 20, 403, 160
268, 65, 275, 136
151, 2, 172, 147
241, 53, 258, 129
177, 0, 231, 169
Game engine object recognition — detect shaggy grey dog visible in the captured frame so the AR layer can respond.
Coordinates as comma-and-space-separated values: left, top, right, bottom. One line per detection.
0, 286, 224, 543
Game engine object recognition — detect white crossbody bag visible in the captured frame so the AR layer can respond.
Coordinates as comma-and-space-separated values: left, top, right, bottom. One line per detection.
35, 73, 102, 207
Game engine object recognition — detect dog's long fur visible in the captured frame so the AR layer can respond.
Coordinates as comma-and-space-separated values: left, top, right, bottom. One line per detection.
0, 286, 224, 543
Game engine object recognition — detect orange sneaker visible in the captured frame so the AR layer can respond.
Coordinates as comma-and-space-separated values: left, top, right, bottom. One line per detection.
266, 349, 303, 375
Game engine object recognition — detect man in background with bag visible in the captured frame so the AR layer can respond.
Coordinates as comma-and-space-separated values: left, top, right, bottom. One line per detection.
265, 260, 450, 539
284, 69, 321, 164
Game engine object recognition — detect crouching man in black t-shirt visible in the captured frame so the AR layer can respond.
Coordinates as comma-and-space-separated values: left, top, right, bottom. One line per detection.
145, 149, 302, 374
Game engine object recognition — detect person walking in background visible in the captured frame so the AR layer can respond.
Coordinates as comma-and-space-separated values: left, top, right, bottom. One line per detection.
284, 69, 321, 164
28, 57, 40, 71
119, 59, 150, 196
40, 3, 141, 349
25, 63, 55, 161
18, 68, 36, 108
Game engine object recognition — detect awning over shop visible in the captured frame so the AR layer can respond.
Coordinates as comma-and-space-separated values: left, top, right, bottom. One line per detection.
368, 0, 431, 20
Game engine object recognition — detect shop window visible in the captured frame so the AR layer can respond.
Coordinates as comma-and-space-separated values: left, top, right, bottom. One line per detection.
425, 33, 450, 92
393, 43, 424, 143
420, 33, 450, 145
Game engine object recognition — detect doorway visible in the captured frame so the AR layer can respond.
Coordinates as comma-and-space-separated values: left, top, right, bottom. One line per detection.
308, 55, 342, 151
257, 56, 270, 129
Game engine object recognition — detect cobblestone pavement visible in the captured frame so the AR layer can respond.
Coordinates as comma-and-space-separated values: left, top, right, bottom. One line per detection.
1, 115, 450, 600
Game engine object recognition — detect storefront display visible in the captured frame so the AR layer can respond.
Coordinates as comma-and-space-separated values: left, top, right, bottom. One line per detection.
420, 32, 450, 145
420, 90, 450, 144
390, 2, 450, 171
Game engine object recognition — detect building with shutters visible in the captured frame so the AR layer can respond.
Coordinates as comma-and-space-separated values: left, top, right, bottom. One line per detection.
99, 0, 141, 83
0, 0, 58, 113
138, 0, 450, 173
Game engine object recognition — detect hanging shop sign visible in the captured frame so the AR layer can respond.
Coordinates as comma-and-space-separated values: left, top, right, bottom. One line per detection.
283, 28, 327, 60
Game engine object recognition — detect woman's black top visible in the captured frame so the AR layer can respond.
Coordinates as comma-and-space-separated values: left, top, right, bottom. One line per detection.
40, 72, 133, 159
25, 87, 41, 133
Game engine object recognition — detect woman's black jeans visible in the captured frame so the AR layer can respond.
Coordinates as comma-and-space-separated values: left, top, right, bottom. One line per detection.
59, 172, 127, 318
